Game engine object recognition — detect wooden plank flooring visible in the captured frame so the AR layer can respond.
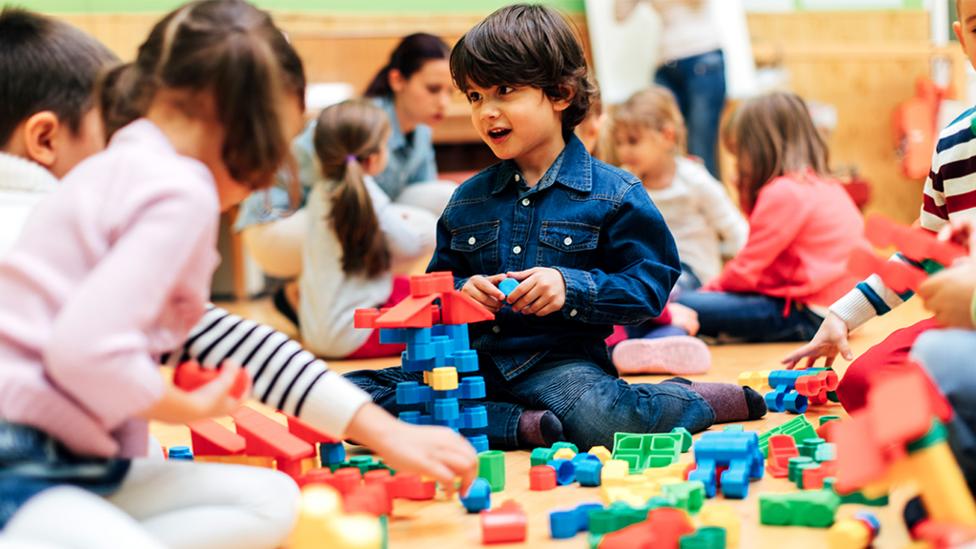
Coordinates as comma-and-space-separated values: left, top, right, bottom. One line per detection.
153, 297, 932, 548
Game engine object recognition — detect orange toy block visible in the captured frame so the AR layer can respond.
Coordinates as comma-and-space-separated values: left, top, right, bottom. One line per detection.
409, 272, 454, 297
375, 294, 440, 328
285, 414, 340, 445
173, 361, 251, 400
187, 419, 245, 456
767, 435, 799, 478
481, 500, 527, 544
439, 290, 495, 325
232, 407, 315, 479
353, 309, 380, 329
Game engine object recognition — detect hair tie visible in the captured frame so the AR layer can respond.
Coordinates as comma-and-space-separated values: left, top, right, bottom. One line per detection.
346, 155, 357, 163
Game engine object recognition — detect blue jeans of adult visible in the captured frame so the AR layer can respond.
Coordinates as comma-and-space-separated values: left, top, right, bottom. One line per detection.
675, 290, 823, 343
911, 329, 976, 493
345, 345, 715, 450
655, 49, 727, 179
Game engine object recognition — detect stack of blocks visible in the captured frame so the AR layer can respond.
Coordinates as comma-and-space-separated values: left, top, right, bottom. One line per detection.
354, 272, 495, 453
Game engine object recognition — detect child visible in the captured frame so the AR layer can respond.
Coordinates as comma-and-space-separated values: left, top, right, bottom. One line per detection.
346, 4, 766, 451
299, 99, 433, 358
0, 4, 475, 546
675, 92, 868, 343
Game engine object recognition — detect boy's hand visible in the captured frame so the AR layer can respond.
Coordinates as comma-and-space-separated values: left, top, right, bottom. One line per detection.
667, 303, 700, 336
461, 274, 507, 312
918, 258, 976, 328
345, 404, 479, 494
781, 312, 853, 369
505, 267, 566, 316
143, 362, 248, 423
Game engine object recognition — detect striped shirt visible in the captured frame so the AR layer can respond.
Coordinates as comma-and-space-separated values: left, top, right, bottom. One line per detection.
831, 107, 976, 329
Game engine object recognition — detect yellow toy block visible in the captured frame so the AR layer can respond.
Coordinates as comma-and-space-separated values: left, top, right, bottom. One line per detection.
430, 367, 458, 391
642, 461, 686, 482
827, 519, 872, 549
737, 370, 771, 392
905, 440, 976, 526
601, 459, 630, 486
699, 502, 740, 548
553, 447, 576, 461
588, 445, 612, 464
291, 486, 382, 549
423, 371, 430, 385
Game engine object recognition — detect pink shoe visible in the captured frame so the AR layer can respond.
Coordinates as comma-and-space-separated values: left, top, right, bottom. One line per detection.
612, 336, 710, 375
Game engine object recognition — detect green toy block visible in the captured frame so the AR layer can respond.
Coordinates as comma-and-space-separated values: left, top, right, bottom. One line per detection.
823, 478, 890, 506
680, 526, 726, 549
478, 450, 505, 492
380, 514, 388, 549
907, 420, 949, 453
814, 443, 835, 463
551, 441, 580, 454
759, 415, 817, 457
818, 415, 840, 426
588, 533, 603, 549
661, 481, 706, 513
612, 432, 681, 472
671, 427, 693, 452
530, 447, 556, 467
787, 456, 814, 483
793, 463, 821, 489
588, 504, 645, 536
759, 490, 840, 528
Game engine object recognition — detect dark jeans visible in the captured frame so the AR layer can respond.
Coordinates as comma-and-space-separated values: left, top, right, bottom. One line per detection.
345, 346, 715, 450
655, 49, 727, 178
675, 290, 823, 343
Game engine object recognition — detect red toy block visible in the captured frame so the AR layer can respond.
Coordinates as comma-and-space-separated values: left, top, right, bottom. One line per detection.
375, 294, 440, 328
343, 483, 392, 516
284, 414, 340, 445
481, 500, 527, 544
173, 361, 251, 400
529, 465, 557, 491
867, 371, 938, 453
802, 464, 832, 489
439, 290, 495, 325
912, 519, 976, 547
297, 467, 334, 489
232, 407, 315, 479
331, 467, 364, 495
391, 473, 436, 500
599, 507, 694, 549
879, 261, 928, 293
835, 413, 888, 493
354, 308, 380, 329
767, 435, 799, 478
848, 246, 886, 279
363, 469, 393, 486
409, 272, 455, 297
187, 419, 245, 456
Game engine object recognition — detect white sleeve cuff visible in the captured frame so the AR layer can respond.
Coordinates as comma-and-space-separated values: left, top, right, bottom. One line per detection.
829, 289, 878, 332
297, 370, 372, 438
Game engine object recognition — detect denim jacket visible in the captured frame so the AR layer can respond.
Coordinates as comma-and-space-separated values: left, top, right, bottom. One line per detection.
428, 135, 680, 380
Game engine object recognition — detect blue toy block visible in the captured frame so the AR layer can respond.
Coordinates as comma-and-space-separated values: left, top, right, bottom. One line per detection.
399, 411, 432, 425
572, 453, 601, 465
765, 387, 809, 413
168, 446, 193, 460
433, 398, 460, 421
433, 418, 459, 429
550, 508, 580, 539
499, 278, 519, 297
404, 327, 432, 346
433, 389, 459, 400
378, 328, 407, 345
575, 459, 603, 487
432, 336, 452, 367
458, 376, 486, 399
396, 382, 432, 406
461, 478, 491, 513
574, 503, 604, 532
441, 324, 470, 352
431, 324, 447, 337
452, 350, 480, 373
548, 459, 577, 485
688, 431, 764, 499
401, 353, 435, 373
467, 434, 489, 453
784, 391, 808, 413
320, 442, 346, 466
461, 405, 488, 430
406, 342, 435, 361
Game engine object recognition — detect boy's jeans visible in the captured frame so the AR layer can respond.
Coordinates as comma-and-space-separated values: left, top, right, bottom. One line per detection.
675, 290, 823, 343
346, 345, 714, 450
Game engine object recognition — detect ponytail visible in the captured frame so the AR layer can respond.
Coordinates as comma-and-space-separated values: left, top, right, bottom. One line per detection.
364, 33, 449, 98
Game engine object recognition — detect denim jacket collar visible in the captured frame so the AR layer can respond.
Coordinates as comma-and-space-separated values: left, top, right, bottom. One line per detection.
491, 134, 593, 195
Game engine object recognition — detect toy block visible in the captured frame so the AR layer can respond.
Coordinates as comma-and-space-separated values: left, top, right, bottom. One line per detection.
461, 477, 491, 513
478, 450, 506, 492
378, 327, 408, 345
395, 382, 432, 406
574, 503, 604, 533
600, 507, 695, 549
688, 431, 764, 499
375, 294, 440, 328
550, 508, 581, 539
758, 415, 817, 456
232, 407, 315, 463
679, 526, 726, 549
400, 356, 433, 373
297, 467, 335, 488
408, 272, 454, 297
547, 459, 577, 485
661, 480, 706, 513
291, 486, 383, 549
439, 290, 495, 325
671, 428, 693, 453
431, 336, 452, 368
572, 453, 601, 465
168, 446, 193, 460
432, 398, 460, 422
405, 342, 435, 362
814, 443, 836, 463
397, 411, 430, 425
588, 446, 612, 464
820, 415, 840, 426
498, 277, 519, 296
823, 478, 889, 506
787, 456, 815, 483
460, 405, 488, 430
801, 464, 832, 490
612, 433, 681, 472
467, 434, 489, 453
827, 519, 874, 549
766, 435, 798, 478
765, 386, 808, 414
576, 459, 603, 487
553, 447, 577, 461
759, 490, 840, 527
343, 483, 392, 517
173, 361, 251, 400
330, 467, 363, 495
552, 441, 580, 453
430, 367, 458, 391
458, 376, 486, 399
531, 447, 556, 466
601, 460, 630, 485
363, 469, 394, 489
353, 308, 380, 329
390, 473, 436, 500
737, 370, 771, 392
451, 350, 480, 373
403, 327, 432, 346
699, 503, 740, 547
798, 437, 825, 459
187, 419, 245, 456
285, 414, 341, 446
530, 465, 557, 491
481, 500, 527, 544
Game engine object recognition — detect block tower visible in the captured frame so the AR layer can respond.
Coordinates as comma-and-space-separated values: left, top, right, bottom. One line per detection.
354, 272, 495, 453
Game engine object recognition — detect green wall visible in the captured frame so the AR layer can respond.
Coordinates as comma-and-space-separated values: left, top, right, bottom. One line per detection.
8, 0, 585, 13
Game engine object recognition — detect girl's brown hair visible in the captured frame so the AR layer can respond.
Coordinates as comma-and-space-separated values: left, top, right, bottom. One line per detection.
313, 100, 391, 278
99, 0, 301, 190
612, 85, 687, 153
725, 91, 830, 213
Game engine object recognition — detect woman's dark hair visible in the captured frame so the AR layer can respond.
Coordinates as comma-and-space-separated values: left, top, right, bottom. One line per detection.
97, 0, 305, 190
450, 4, 596, 137
313, 99, 391, 278
364, 32, 449, 98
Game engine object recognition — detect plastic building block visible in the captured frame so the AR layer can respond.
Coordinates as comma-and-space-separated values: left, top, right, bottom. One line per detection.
353, 308, 380, 329
588, 446, 612, 464
173, 361, 251, 400
461, 478, 491, 513
827, 519, 874, 548
758, 415, 817, 456
285, 415, 341, 445
168, 445, 193, 460
572, 452, 601, 465
599, 507, 695, 549
531, 447, 556, 466
548, 459, 577, 485
430, 367, 458, 391
374, 294, 439, 328
498, 278, 519, 297
297, 467, 335, 488
439, 290, 496, 325
408, 272, 454, 297
232, 406, 315, 478
688, 431, 764, 499
737, 370, 771, 392
552, 441, 580, 453
187, 419, 245, 456
396, 382, 432, 406
481, 500, 527, 544
601, 460, 630, 485
478, 450, 505, 492
343, 483, 392, 517
823, 478, 889, 506
433, 398, 460, 422
679, 527, 726, 549
390, 472, 436, 500
451, 350, 479, 373
671, 427, 693, 453
576, 459, 603, 487
460, 405, 488, 430
820, 415, 840, 426
553, 447, 577, 461
612, 432, 682, 472
798, 437, 825, 459
699, 503, 740, 548
759, 490, 840, 527
530, 465, 557, 491
550, 508, 581, 539
661, 480, 705, 513
458, 376, 486, 399
330, 467, 363, 495
467, 434, 489, 453
801, 463, 833, 490
766, 435, 798, 478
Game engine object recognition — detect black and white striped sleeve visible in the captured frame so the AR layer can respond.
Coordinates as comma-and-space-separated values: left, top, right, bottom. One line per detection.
161, 305, 371, 436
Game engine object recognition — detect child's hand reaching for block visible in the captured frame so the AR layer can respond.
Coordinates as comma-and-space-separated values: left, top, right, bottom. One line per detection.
461, 274, 508, 312
505, 267, 567, 316
143, 361, 249, 423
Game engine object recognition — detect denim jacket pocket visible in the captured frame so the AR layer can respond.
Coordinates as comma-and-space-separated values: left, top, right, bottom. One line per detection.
450, 220, 501, 275
537, 221, 600, 269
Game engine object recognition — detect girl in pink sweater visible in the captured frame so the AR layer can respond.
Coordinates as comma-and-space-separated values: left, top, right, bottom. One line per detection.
675, 92, 867, 343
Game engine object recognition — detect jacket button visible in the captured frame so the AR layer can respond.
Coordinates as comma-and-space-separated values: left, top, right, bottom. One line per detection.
521, 198, 530, 206
513, 246, 522, 255
492, 325, 501, 334
468, 236, 477, 245
569, 309, 578, 317
563, 236, 573, 246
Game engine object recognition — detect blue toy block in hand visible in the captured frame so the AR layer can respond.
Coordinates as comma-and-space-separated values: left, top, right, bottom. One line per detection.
499, 278, 519, 297
461, 478, 491, 513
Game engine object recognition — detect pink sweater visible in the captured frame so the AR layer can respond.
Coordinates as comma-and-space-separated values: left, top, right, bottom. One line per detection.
0, 120, 220, 457
705, 173, 866, 308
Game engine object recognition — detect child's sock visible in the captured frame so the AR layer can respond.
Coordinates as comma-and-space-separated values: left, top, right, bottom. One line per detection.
612, 336, 710, 375
517, 410, 564, 448
664, 377, 766, 423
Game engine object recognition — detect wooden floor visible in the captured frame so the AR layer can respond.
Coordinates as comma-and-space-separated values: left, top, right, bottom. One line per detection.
153, 297, 932, 549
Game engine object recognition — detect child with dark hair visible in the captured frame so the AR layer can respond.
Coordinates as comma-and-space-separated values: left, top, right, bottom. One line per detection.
347, 4, 766, 450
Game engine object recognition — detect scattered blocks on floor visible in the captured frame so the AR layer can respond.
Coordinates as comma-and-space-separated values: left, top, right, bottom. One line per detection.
759, 490, 840, 527
530, 465, 557, 491
758, 415, 817, 456
461, 478, 491, 513
699, 503, 740, 547
612, 432, 682, 472
548, 459, 577, 485
688, 431, 764, 499
588, 446, 612, 464
481, 500, 527, 544
478, 450, 506, 492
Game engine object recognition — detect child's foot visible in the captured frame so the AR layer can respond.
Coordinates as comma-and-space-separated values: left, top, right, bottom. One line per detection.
517, 410, 564, 448
612, 336, 710, 375
664, 377, 766, 423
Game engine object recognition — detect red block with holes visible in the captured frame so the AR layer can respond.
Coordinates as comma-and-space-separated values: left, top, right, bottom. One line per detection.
767, 435, 799, 478
529, 465, 557, 491
174, 361, 251, 399
802, 464, 834, 489
481, 500, 527, 544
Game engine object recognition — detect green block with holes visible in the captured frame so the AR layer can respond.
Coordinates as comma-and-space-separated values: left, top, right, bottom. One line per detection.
758, 415, 817, 457
661, 481, 706, 513
611, 432, 682, 473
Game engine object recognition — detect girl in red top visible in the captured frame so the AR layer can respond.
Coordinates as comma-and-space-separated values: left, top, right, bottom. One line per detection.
676, 92, 868, 342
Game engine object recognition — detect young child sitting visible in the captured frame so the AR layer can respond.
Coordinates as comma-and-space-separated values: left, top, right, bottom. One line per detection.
676, 92, 869, 343
346, 4, 766, 451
